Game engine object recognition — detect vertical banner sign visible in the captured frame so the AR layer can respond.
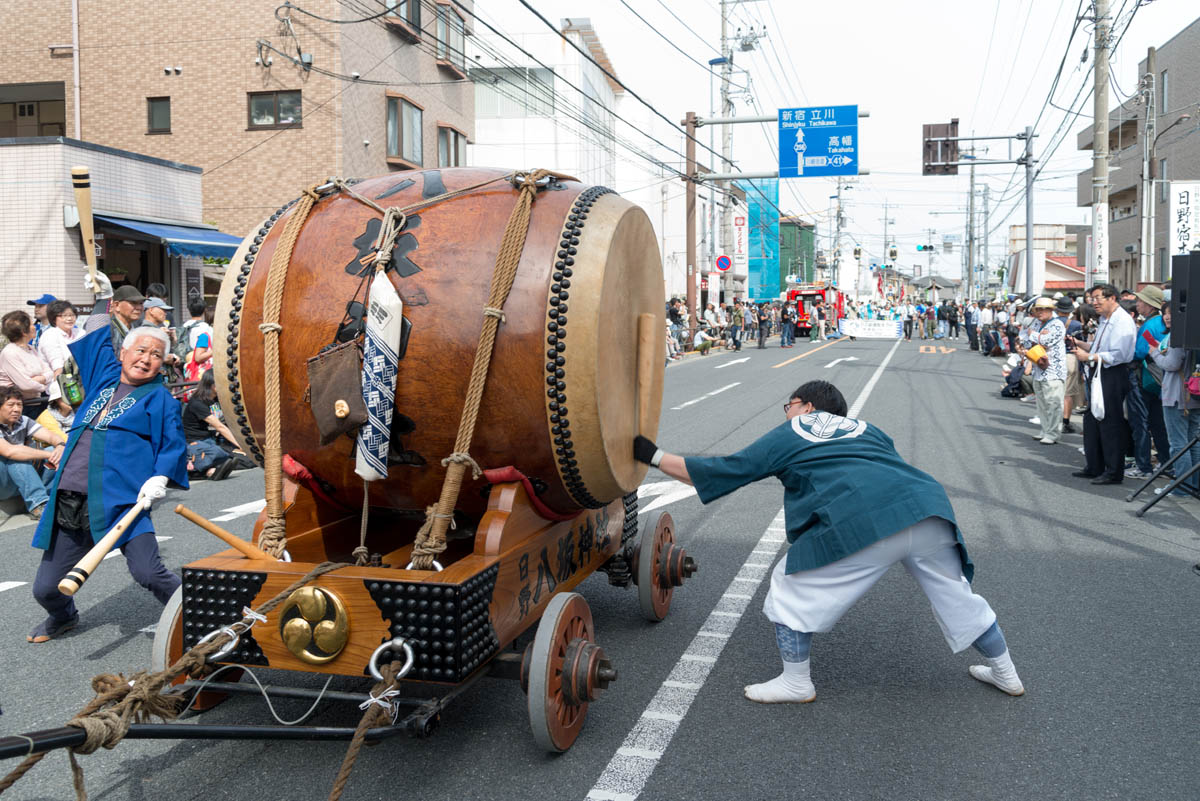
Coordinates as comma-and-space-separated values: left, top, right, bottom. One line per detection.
778, 105, 859, 178
1169, 181, 1200, 259
733, 215, 749, 266
1092, 202, 1109, 284
738, 179, 779, 301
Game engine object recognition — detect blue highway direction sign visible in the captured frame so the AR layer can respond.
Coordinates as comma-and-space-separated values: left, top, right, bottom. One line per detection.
778, 105, 858, 178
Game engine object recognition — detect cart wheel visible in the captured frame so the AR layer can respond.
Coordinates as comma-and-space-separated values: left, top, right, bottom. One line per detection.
151, 587, 238, 711
633, 512, 696, 621
528, 592, 614, 753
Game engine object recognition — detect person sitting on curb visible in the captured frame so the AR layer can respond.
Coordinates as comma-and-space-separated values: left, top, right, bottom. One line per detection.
633, 380, 1024, 704
693, 327, 719, 355
0, 388, 66, 520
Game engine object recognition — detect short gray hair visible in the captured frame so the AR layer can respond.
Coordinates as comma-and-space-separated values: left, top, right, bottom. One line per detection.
122, 325, 171, 355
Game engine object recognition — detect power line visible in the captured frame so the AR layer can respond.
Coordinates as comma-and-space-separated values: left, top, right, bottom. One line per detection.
615, 0, 749, 91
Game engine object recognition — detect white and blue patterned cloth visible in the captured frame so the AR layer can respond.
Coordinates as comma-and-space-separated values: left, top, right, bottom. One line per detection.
355, 273, 404, 482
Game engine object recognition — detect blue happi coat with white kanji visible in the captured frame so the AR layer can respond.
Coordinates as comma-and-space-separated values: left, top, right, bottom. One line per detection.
31, 326, 189, 550
685, 411, 973, 580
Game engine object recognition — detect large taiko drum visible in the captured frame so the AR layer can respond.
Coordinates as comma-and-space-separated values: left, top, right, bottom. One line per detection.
214, 168, 665, 526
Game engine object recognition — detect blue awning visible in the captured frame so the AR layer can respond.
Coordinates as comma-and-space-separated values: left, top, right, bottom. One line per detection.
95, 215, 243, 259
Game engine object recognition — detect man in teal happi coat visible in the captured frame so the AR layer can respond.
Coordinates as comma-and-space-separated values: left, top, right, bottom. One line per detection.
633, 380, 1023, 703
28, 324, 189, 643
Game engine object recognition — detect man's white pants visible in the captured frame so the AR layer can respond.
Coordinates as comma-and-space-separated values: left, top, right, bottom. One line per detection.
1034, 377, 1066, 442
763, 516, 996, 653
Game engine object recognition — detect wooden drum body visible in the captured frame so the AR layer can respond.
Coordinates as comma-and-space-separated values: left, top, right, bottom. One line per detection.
215, 168, 665, 531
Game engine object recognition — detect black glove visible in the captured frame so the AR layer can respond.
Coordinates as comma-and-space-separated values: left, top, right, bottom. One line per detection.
633, 435, 660, 466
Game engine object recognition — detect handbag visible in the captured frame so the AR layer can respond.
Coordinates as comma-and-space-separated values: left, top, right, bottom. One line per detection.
306, 340, 368, 446
1090, 360, 1106, 421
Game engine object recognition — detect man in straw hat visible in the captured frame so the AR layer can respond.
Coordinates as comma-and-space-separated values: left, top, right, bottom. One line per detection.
1018, 297, 1068, 444
1125, 284, 1170, 480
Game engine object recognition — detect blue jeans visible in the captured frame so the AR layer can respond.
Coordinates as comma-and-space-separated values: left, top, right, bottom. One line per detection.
1127, 370, 1170, 473
1163, 406, 1200, 492
0, 457, 50, 512
781, 323, 794, 346
187, 438, 230, 473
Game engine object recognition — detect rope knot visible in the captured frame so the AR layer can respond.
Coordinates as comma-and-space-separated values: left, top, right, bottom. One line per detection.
481, 306, 507, 323
351, 545, 370, 566
441, 451, 483, 480
258, 322, 283, 335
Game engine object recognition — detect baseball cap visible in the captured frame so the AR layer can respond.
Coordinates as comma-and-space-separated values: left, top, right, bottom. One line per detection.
26, 294, 56, 306
112, 285, 146, 303
143, 297, 173, 310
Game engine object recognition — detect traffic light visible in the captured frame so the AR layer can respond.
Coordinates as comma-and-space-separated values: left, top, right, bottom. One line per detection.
853, 246, 862, 259
917, 245, 934, 251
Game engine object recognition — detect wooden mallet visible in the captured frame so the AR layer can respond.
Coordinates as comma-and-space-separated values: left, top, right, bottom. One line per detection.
174, 504, 278, 561
57, 500, 150, 596
70, 165, 98, 291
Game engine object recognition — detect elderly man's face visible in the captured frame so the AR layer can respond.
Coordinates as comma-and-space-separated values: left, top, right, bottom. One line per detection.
0, 397, 23, 426
114, 300, 142, 325
1135, 299, 1156, 318
145, 305, 167, 325
120, 334, 165, 385
1033, 307, 1053, 322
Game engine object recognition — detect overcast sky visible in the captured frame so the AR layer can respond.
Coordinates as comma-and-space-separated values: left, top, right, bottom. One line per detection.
504, 0, 1198, 275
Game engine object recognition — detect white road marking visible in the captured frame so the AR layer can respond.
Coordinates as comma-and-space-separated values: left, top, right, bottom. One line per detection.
210, 499, 267, 522
848, 339, 901, 418
0, 581, 27, 593
671, 382, 741, 410
586, 345, 901, 801
584, 508, 786, 801
636, 480, 697, 516
713, 357, 749, 369
824, 356, 860, 369
104, 535, 171, 560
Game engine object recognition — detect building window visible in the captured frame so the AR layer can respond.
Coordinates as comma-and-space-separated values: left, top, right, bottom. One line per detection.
471, 67, 555, 118
437, 125, 467, 167
1160, 70, 1168, 110
1160, 158, 1168, 202
386, 94, 423, 166
384, 0, 421, 40
147, 97, 171, 134
436, 4, 466, 76
247, 90, 302, 130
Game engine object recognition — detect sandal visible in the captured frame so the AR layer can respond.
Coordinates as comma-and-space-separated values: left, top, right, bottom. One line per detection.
27, 614, 79, 643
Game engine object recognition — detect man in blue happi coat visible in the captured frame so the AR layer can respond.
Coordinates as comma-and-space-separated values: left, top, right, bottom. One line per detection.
27, 324, 189, 643
633, 380, 1023, 703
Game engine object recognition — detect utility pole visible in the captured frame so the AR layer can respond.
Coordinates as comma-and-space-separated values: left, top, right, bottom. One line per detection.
924, 228, 936, 278
719, 0, 734, 297
880, 199, 894, 271
1023, 126, 1035, 297
834, 178, 844, 288
982, 184, 990, 299
1092, 0, 1110, 285
967, 153, 976, 301
1140, 47, 1157, 284
684, 111, 698, 338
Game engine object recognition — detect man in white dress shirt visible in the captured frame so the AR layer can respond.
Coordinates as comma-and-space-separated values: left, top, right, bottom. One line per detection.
1070, 283, 1137, 484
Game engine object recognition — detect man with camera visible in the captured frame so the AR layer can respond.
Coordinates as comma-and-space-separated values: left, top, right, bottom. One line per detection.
1018, 298, 1067, 444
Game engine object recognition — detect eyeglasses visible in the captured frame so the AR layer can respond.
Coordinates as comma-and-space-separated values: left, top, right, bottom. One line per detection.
783, 399, 801, 413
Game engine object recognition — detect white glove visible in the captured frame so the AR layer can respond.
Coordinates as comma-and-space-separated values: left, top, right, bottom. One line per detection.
85, 271, 113, 299
137, 475, 169, 507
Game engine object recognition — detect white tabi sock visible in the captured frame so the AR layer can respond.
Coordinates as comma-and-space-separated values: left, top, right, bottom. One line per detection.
968, 649, 1025, 696
744, 658, 816, 704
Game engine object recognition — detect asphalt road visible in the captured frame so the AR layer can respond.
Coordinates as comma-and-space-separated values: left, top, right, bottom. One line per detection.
2, 332, 1198, 800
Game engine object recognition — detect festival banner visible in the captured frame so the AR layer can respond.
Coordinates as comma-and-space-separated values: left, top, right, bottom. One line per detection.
838, 319, 902, 339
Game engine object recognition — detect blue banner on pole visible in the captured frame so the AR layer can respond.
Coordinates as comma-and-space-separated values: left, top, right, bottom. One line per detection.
778, 105, 858, 178
737, 178, 780, 301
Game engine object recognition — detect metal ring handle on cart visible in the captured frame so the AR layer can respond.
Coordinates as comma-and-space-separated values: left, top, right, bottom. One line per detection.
404, 559, 443, 571
368, 637, 415, 682
196, 627, 240, 663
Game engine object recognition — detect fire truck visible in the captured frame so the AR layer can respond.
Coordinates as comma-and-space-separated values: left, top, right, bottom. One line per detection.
785, 282, 845, 338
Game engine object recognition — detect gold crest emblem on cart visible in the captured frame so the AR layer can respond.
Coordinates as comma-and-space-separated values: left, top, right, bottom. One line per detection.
279, 587, 349, 664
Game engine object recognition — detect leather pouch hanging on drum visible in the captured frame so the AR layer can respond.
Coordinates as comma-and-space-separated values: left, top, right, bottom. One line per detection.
306, 341, 368, 445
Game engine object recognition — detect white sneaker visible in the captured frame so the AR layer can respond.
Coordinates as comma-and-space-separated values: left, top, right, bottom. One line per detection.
1028, 417, 1040, 425
969, 650, 1025, 696
744, 659, 816, 704
1039, 437, 1056, 445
